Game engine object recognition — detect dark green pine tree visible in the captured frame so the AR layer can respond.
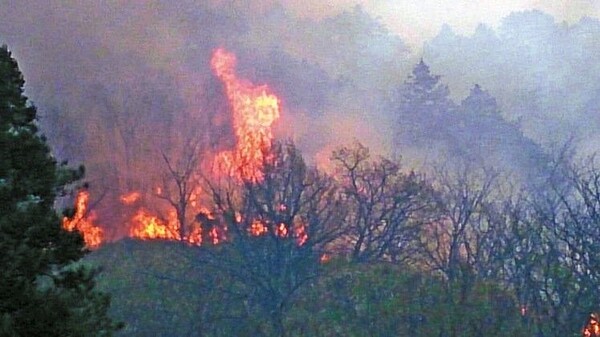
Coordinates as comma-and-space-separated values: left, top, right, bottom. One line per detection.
0, 45, 121, 336
457, 84, 549, 181
393, 60, 456, 149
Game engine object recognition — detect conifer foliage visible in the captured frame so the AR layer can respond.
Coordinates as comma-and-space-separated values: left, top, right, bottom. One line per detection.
393, 60, 456, 147
0, 45, 120, 336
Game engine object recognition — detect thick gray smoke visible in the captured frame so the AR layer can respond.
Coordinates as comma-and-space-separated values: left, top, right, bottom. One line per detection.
1, 2, 597, 238
0, 2, 410, 237
424, 10, 600, 154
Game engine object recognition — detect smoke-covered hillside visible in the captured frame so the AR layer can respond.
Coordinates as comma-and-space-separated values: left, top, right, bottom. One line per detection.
424, 10, 600, 154
0, 2, 593, 233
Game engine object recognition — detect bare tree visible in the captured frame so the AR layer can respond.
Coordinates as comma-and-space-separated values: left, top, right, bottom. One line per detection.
526, 156, 600, 336
417, 163, 502, 288
489, 153, 600, 337
198, 140, 345, 337
331, 141, 433, 263
155, 137, 203, 241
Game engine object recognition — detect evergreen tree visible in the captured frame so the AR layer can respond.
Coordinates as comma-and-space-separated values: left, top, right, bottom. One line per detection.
457, 84, 549, 180
393, 60, 456, 149
0, 45, 120, 336
461, 84, 501, 116
457, 84, 504, 160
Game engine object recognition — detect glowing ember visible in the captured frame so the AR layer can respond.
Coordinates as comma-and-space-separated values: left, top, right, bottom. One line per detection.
583, 313, 600, 337
62, 190, 104, 249
294, 223, 308, 246
247, 218, 308, 245
209, 227, 221, 245
276, 223, 289, 237
250, 220, 268, 236
128, 208, 205, 245
129, 209, 179, 241
195, 209, 220, 244
211, 48, 281, 182
188, 226, 203, 245
120, 191, 141, 205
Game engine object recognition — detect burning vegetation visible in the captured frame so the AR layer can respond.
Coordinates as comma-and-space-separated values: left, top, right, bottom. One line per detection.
211, 48, 281, 183
62, 47, 290, 249
61, 190, 104, 249
4, 3, 600, 335
55, 46, 600, 337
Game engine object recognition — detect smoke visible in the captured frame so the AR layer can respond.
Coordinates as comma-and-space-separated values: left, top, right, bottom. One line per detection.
236, 0, 600, 49
365, 0, 600, 49
1, 1, 597, 239
423, 10, 600, 153
0, 1, 411, 237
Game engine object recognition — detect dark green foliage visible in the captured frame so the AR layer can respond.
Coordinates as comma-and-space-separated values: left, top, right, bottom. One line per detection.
199, 141, 344, 337
286, 261, 531, 337
393, 60, 457, 148
90, 244, 534, 337
87, 239, 275, 337
0, 45, 120, 336
87, 240, 210, 337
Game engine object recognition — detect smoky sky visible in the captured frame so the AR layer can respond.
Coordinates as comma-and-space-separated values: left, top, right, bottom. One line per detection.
2, 0, 599, 238
0, 1, 409, 161
222, 0, 600, 48
1, 0, 598, 167
0, 1, 410, 236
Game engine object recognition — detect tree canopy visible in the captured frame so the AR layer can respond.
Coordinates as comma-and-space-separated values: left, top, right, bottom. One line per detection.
0, 45, 120, 336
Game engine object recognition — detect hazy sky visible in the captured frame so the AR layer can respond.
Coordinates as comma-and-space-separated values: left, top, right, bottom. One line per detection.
279, 0, 600, 48
2, 1, 598, 52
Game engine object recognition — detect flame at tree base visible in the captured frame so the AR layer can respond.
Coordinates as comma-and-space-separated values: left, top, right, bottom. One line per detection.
129, 209, 182, 242
61, 191, 104, 249
63, 47, 298, 250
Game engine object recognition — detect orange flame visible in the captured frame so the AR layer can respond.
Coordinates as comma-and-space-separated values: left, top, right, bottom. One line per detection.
247, 218, 308, 245
62, 191, 104, 249
188, 226, 203, 245
128, 208, 205, 246
209, 227, 221, 245
295, 223, 308, 246
276, 223, 289, 237
64, 49, 307, 252
211, 48, 280, 182
129, 209, 181, 242
250, 220, 268, 236
583, 313, 600, 337
120, 191, 141, 205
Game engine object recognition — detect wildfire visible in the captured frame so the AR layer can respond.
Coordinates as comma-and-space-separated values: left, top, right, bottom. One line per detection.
211, 48, 281, 182
276, 223, 288, 237
247, 219, 308, 246
62, 190, 104, 249
250, 220, 268, 236
129, 209, 180, 241
60, 48, 307, 251
583, 313, 600, 337
128, 209, 203, 245
120, 191, 141, 205
295, 223, 308, 246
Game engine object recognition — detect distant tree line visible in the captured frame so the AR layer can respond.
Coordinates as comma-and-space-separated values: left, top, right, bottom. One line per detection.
99, 135, 598, 337
3, 37, 597, 337
86, 60, 598, 337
